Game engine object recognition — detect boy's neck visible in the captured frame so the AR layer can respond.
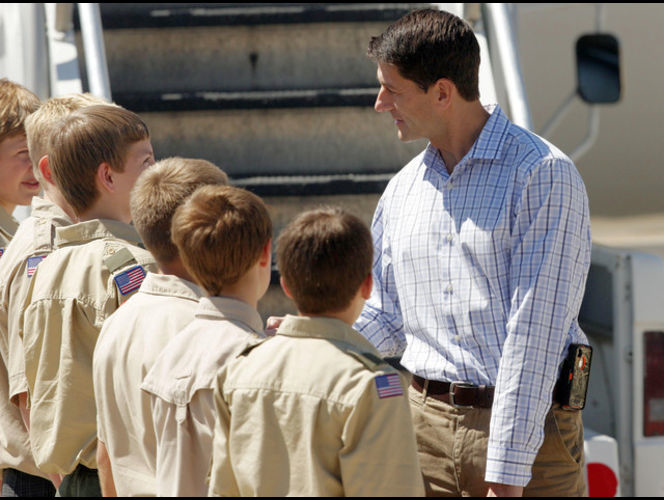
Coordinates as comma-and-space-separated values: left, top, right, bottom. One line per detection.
299, 309, 358, 327
0, 201, 16, 216
218, 280, 261, 309
42, 186, 77, 221
78, 203, 129, 224
157, 257, 195, 283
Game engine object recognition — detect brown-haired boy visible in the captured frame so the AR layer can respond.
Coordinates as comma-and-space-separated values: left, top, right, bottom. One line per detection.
0, 93, 111, 496
92, 157, 228, 496
20, 104, 157, 496
140, 184, 272, 496
0, 77, 41, 495
207, 207, 425, 497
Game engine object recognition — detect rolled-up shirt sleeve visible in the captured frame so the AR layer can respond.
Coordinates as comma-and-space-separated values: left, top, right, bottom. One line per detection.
354, 196, 407, 357
485, 158, 591, 486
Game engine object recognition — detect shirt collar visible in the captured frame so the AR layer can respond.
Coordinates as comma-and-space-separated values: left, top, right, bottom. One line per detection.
196, 295, 265, 336
139, 272, 203, 302
54, 218, 143, 247
30, 196, 73, 227
0, 206, 19, 239
424, 104, 511, 173
276, 314, 379, 353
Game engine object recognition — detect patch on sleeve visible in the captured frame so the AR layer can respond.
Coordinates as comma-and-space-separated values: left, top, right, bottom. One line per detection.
26, 255, 46, 277
375, 373, 403, 399
0, 248, 4, 258
113, 265, 146, 295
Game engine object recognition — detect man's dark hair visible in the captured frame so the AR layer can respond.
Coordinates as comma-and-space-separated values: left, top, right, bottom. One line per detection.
368, 8, 480, 101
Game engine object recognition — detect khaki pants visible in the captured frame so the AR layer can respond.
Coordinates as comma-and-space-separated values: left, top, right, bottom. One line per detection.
409, 385, 587, 497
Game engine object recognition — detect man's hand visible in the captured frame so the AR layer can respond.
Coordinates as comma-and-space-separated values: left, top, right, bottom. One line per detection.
17, 392, 30, 431
265, 316, 284, 336
486, 482, 524, 497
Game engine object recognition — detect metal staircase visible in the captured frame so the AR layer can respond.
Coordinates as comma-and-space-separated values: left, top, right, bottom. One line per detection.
75, 3, 430, 318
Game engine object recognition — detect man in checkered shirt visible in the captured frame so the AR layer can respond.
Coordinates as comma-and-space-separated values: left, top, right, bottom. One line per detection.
355, 8, 590, 497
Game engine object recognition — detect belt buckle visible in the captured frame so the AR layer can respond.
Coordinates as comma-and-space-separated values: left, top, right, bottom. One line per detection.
449, 381, 475, 409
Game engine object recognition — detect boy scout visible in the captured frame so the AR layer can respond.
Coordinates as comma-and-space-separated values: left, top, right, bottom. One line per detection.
0, 77, 41, 496
20, 105, 157, 496
140, 185, 272, 496
207, 207, 425, 497
0, 78, 40, 253
92, 157, 228, 496
0, 93, 110, 496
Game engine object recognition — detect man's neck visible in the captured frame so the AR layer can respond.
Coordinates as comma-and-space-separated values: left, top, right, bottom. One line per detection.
431, 101, 490, 174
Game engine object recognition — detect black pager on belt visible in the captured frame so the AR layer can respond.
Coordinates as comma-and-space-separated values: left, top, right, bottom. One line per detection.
554, 343, 592, 410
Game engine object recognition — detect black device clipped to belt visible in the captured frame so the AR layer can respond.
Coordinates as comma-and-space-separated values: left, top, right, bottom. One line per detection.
554, 343, 593, 410
405, 343, 592, 410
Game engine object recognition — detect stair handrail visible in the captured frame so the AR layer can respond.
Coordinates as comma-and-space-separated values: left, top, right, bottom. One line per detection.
481, 3, 533, 131
77, 3, 112, 101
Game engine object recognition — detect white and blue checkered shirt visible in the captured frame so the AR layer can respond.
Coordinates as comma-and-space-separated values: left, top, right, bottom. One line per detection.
354, 105, 591, 486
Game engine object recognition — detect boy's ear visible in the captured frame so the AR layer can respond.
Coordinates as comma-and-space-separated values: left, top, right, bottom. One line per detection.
38, 155, 55, 185
96, 162, 116, 194
259, 239, 272, 267
360, 273, 373, 300
279, 276, 293, 300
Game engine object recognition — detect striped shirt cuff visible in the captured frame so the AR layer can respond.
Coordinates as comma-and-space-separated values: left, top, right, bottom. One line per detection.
485, 446, 538, 487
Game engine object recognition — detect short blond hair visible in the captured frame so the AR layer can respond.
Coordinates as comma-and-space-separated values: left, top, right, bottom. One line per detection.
130, 157, 229, 263
0, 78, 40, 143
49, 104, 150, 215
171, 185, 272, 295
24, 93, 113, 182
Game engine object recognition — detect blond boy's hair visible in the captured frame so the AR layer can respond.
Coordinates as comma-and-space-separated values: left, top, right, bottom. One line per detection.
130, 157, 229, 264
49, 104, 150, 215
277, 207, 373, 314
0, 78, 40, 142
171, 185, 272, 296
24, 93, 113, 183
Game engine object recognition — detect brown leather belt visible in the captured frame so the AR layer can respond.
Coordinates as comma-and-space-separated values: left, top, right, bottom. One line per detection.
411, 375, 495, 409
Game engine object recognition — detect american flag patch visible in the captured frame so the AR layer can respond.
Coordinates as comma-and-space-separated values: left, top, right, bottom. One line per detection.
113, 265, 146, 295
0, 248, 4, 258
375, 373, 403, 399
26, 255, 45, 277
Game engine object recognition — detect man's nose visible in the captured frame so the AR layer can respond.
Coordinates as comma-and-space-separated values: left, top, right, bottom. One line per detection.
374, 87, 392, 113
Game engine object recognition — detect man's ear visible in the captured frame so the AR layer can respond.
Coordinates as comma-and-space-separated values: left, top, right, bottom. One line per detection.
96, 162, 115, 194
38, 155, 54, 185
280, 276, 293, 300
433, 78, 455, 110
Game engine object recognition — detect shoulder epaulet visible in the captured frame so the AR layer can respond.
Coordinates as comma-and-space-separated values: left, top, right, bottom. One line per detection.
105, 246, 147, 296
103, 246, 137, 273
32, 218, 55, 252
345, 349, 389, 371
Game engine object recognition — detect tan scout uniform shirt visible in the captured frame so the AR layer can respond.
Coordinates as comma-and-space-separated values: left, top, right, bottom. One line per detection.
141, 296, 265, 497
0, 198, 71, 477
0, 206, 24, 475
0, 206, 18, 254
21, 218, 156, 475
92, 272, 203, 497
208, 314, 425, 497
